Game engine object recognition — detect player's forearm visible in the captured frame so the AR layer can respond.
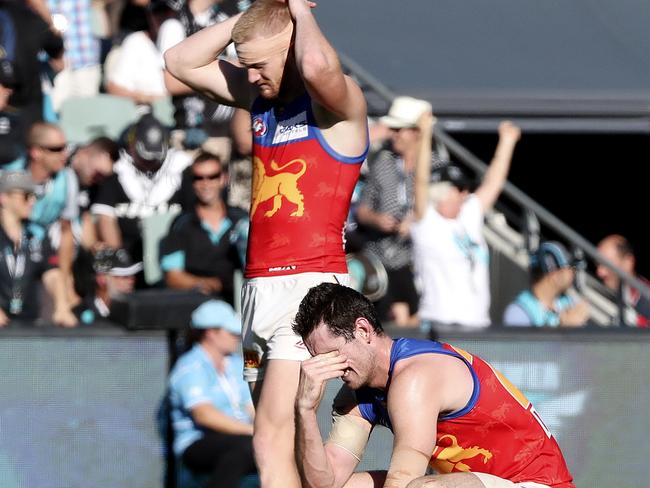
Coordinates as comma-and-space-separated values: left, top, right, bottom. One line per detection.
295, 407, 337, 488
165, 14, 242, 80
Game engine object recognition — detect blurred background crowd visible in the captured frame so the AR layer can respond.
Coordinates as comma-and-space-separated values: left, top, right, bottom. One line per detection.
0, 0, 647, 333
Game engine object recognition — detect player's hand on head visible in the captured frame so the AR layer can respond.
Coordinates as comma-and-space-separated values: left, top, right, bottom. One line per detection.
296, 351, 348, 412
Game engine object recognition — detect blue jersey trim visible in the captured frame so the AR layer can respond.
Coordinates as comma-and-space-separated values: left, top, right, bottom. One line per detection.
311, 114, 369, 165
389, 338, 480, 421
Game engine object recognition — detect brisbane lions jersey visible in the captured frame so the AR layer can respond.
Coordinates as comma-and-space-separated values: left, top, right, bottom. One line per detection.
356, 338, 575, 487
247, 93, 367, 278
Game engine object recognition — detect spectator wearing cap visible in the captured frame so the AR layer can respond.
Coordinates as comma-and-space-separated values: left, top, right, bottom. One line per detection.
168, 299, 257, 487
92, 113, 192, 281
160, 151, 247, 304
355, 96, 440, 328
596, 234, 650, 327
72, 247, 141, 324
0, 171, 77, 327
503, 241, 590, 327
412, 119, 521, 331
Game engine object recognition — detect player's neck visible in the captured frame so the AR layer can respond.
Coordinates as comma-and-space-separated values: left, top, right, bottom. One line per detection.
369, 334, 394, 389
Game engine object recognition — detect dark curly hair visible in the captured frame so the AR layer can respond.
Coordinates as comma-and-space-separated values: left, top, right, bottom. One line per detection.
292, 283, 384, 342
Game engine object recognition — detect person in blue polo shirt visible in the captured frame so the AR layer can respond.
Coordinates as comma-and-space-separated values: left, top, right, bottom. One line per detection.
503, 240, 590, 327
168, 299, 256, 488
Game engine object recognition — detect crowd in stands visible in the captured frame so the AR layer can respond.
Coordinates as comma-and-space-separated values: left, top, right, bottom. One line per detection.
0, 0, 647, 333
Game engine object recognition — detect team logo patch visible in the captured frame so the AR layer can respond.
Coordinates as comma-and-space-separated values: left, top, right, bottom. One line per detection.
272, 111, 308, 144
252, 117, 267, 137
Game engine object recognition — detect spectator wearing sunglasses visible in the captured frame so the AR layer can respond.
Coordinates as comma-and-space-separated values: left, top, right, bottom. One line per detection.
23, 122, 79, 306
159, 151, 247, 305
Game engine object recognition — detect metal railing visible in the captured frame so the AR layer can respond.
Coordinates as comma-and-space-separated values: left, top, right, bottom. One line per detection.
340, 54, 650, 326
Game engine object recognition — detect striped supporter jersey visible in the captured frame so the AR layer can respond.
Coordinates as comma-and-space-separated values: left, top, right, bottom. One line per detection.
246, 93, 367, 278
356, 338, 575, 487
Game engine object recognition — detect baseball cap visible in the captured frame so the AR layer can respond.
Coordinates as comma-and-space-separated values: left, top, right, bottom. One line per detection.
191, 300, 241, 334
380, 96, 432, 129
130, 114, 169, 161
93, 248, 143, 276
430, 163, 474, 191
0, 171, 35, 194
530, 241, 574, 274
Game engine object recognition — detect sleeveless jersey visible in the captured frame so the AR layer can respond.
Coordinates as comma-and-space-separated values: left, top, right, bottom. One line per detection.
246, 93, 367, 278
356, 338, 574, 487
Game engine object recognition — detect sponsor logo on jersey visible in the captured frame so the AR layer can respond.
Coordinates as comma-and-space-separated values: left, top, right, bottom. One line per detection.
268, 265, 297, 272
272, 111, 308, 144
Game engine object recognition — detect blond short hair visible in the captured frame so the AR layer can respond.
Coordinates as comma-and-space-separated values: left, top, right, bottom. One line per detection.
232, 0, 291, 44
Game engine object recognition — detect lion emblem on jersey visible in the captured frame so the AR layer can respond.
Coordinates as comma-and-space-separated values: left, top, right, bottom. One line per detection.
250, 156, 307, 218
432, 434, 493, 473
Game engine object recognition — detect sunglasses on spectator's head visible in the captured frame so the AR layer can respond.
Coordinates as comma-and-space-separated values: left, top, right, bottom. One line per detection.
192, 171, 222, 182
40, 144, 67, 153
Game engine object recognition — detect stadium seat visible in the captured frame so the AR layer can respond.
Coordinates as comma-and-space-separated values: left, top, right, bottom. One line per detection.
59, 94, 139, 145
152, 96, 175, 128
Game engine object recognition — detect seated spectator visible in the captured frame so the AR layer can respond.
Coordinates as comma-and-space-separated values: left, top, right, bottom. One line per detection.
157, 0, 246, 156
69, 136, 119, 250
412, 117, 521, 331
0, 57, 25, 170
596, 234, 650, 327
0, 0, 63, 129
168, 299, 256, 487
72, 247, 140, 325
40, 0, 102, 111
91, 113, 192, 285
105, 1, 168, 105
355, 96, 436, 328
0, 171, 76, 327
160, 151, 247, 305
24, 122, 78, 301
503, 241, 590, 327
